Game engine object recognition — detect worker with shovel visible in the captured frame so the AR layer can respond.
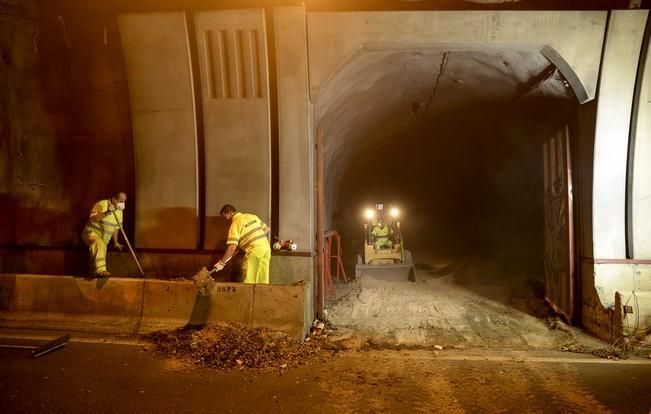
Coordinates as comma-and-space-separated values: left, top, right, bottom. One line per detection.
81, 192, 127, 277
214, 204, 271, 284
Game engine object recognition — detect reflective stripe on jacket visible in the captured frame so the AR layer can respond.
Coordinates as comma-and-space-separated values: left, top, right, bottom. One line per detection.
84, 199, 123, 243
371, 224, 392, 239
227, 212, 270, 254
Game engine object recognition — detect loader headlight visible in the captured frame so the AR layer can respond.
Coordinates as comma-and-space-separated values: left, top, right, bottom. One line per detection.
390, 208, 399, 218
364, 208, 375, 220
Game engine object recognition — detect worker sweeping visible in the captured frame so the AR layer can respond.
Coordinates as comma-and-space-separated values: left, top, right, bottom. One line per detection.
213, 204, 271, 284
371, 216, 393, 250
81, 192, 126, 277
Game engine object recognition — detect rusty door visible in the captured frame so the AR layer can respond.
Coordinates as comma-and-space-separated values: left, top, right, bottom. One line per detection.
543, 125, 575, 322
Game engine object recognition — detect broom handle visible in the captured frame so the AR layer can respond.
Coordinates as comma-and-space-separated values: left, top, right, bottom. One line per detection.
111, 210, 145, 277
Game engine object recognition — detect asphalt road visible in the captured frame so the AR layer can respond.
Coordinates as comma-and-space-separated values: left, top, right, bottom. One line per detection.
1, 333, 650, 413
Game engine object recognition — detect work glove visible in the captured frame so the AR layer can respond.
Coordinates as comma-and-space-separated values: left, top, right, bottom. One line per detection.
213, 261, 226, 272
114, 242, 124, 251
106, 204, 116, 213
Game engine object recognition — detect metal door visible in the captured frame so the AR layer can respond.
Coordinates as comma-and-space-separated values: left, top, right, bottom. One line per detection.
543, 125, 575, 321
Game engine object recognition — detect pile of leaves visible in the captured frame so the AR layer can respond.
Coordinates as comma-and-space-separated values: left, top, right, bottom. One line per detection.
146, 323, 335, 371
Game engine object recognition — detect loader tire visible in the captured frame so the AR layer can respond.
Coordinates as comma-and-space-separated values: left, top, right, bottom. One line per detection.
404, 250, 413, 265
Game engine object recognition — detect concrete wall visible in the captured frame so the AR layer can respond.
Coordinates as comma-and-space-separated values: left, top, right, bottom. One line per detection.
576, 10, 651, 340
0, 1, 135, 247
270, 7, 316, 300
591, 10, 649, 304
631, 17, 651, 260
592, 10, 647, 263
118, 12, 200, 249
274, 7, 314, 253
0, 247, 305, 283
195, 10, 272, 250
0, 273, 307, 339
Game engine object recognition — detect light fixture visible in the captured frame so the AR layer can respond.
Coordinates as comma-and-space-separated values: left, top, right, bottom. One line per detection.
390, 208, 399, 218
364, 208, 375, 220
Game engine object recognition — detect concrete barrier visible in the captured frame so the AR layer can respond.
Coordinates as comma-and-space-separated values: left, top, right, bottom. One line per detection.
0, 274, 309, 340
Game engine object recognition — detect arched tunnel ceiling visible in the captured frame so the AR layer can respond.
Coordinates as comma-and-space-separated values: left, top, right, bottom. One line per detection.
315, 48, 574, 212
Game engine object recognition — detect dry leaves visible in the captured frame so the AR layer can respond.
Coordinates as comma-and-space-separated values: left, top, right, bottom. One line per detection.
146, 323, 337, 371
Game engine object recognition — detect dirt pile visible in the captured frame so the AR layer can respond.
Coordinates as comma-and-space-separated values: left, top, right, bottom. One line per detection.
147, 323, 336, 371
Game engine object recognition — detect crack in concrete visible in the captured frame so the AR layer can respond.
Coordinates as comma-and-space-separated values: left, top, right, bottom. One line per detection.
423, 51, 450, 115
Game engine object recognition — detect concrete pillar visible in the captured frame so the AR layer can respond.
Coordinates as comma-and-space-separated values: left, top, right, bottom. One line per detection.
193, 10, 272, 249
274, 7, 314, 253
631, 19, 651, 259
118, 13, 199, 249
592, 10, 648, 262
271, 7, 314, 301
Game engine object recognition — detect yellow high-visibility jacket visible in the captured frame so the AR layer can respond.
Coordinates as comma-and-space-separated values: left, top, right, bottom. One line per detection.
227, 212, 270, 255
84, 200, 123, 243
371, 224, 392, 239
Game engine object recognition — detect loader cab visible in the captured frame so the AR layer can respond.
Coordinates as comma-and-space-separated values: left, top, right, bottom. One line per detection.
356, 203, 415, 281
363, 205, 401, 261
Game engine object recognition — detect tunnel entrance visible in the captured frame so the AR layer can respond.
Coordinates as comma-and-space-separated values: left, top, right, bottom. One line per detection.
317, 48, 582, 347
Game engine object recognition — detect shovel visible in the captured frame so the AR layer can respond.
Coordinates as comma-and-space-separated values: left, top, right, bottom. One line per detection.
192, 255, 233, 296
111, 210, 145, 277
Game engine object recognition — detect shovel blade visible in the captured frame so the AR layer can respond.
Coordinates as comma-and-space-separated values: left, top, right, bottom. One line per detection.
192, 266, 215, 296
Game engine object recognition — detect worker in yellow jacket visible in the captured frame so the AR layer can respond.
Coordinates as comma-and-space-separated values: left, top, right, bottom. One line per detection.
371, 217, 393, 250
214, 204, 271, 284
81, 192, 126, 277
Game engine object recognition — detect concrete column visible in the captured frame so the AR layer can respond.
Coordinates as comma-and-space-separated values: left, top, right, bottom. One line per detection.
631, 20, 651, 259
118, 13, 199, 249
274, 7, 313, 252
193, 10, 272, 249
592, 10, 648, 261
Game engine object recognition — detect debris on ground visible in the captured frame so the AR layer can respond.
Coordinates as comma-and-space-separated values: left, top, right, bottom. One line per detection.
558, 344, 586, 353
591, 347, 629, 360
509, 278, 553, 319
146, 323, 338, 371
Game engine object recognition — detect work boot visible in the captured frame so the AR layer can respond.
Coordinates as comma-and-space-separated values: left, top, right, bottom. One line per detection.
96, 271, 111, 278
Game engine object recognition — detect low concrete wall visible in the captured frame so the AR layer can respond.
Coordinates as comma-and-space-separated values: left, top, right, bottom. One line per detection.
0, 248, 313, 285
0, 274, 308, 340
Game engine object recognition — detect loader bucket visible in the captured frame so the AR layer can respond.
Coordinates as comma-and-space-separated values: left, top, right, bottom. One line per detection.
355, 263, 416, 286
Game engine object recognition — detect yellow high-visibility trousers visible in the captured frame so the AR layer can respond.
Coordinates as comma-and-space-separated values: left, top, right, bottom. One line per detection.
82, 230, 108, 274
374, 237, 393, 250
242, 246, 271, 284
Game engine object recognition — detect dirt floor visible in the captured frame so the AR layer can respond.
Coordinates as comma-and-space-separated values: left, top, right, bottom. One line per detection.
327, 257, 607, 352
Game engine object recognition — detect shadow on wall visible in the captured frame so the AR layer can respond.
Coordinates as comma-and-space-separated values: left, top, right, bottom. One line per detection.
0, 247, 87, 276
204, 215, 244, 282
204, 215, 231, 249
0, 193, 83, 246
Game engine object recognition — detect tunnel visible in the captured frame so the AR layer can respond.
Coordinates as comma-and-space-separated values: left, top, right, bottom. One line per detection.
317, 48, 577, 288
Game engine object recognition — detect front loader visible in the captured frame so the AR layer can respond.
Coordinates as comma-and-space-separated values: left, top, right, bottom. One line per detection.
355, 204, 416, 284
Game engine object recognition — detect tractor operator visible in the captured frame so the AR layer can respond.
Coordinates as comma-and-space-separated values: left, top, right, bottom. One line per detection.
213, 204, 271, 284
371, 217, 394, 250
81, 192, 126, 277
